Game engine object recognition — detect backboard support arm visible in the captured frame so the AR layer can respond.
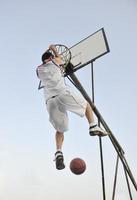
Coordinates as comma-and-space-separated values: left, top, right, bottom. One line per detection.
66, 62, 137, 193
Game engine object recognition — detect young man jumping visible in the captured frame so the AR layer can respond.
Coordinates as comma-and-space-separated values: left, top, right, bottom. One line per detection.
36, 45, 108, 170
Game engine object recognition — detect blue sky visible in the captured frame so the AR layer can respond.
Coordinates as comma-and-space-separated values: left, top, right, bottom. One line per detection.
0, 0, 137, 199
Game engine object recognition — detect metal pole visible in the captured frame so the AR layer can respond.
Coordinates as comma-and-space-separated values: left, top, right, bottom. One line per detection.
91, 62, 95, 103
91, 62, 106, 200
67, 71, 137, 191
99, 135, 106, 200
124, 167, 133, 200
112, 155, 119, 200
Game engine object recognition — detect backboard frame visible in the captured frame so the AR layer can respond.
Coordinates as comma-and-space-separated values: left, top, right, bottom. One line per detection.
69, 28, 110, 72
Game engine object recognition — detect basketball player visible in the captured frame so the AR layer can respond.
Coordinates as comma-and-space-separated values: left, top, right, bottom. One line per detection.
36, 45, 108, 170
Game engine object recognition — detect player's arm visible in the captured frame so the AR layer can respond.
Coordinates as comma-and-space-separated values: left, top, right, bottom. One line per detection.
49, 45, 61, 64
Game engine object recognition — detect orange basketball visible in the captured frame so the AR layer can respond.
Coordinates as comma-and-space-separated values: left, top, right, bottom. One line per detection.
70, 158, 86, 175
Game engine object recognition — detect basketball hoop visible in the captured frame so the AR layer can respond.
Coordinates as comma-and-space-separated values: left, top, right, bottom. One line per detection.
51, 44, 72, 73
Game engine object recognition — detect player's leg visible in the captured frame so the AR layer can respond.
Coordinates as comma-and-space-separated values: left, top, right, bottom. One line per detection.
85, 102, 108, 136
46, 98, 68, 170
55, 131, 64, 150
85, 101, 94, 123
58, 90, 108, 137
55, 131, 65, 170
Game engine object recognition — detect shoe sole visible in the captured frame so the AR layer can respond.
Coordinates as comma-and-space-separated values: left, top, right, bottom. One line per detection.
90, 130, 108, 137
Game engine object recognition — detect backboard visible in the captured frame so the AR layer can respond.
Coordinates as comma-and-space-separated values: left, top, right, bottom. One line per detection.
69, 28, 110, 71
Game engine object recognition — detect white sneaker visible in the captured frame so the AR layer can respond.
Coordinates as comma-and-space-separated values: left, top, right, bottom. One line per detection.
89, 124, 108, 137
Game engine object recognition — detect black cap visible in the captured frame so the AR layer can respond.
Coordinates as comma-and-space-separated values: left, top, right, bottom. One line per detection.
41, 50, 54, 62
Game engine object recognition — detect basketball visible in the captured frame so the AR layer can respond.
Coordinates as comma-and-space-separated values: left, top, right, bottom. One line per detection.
70, 158, 86, 175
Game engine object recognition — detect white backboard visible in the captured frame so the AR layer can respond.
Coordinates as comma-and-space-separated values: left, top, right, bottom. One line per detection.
70, 28, 110, 70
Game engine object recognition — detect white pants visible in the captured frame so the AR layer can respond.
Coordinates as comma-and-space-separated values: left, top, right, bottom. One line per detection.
46, 90, 87, 132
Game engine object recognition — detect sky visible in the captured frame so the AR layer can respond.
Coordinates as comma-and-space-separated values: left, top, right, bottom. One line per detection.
0, 0, 137, 199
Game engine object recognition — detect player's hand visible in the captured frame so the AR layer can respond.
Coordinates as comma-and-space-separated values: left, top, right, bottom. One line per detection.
49, 44, 56, 50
